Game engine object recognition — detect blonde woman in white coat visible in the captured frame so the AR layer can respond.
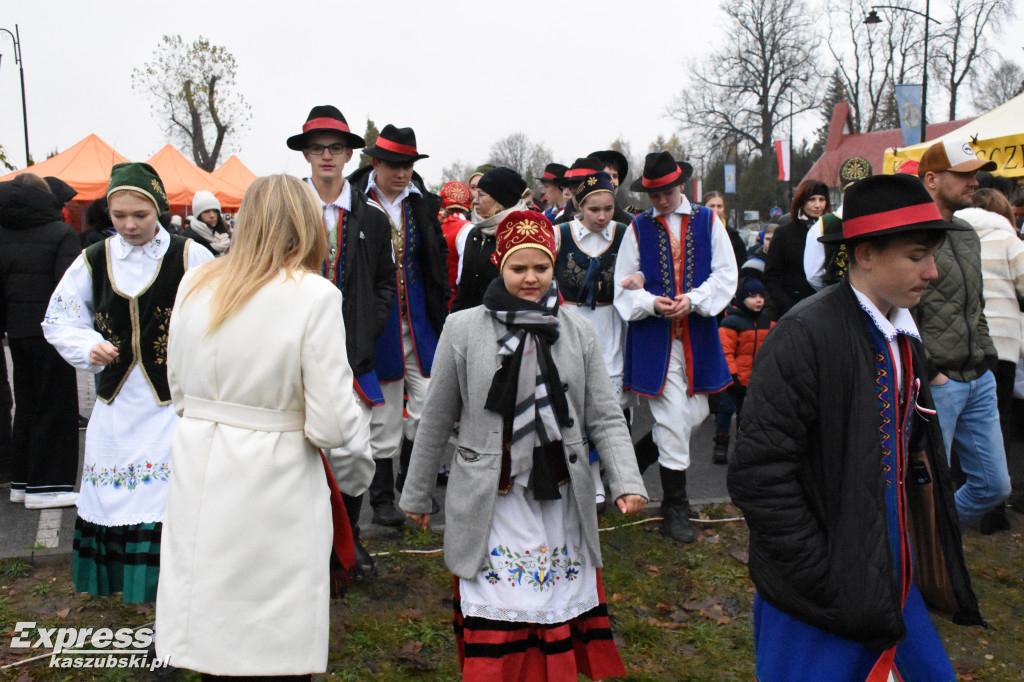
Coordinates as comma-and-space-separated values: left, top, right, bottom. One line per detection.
156, 175, 372, 678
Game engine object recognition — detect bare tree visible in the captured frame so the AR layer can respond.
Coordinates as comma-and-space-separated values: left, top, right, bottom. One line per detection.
932, 0, 1014, 120
132, 35, 251, 171
973, 57, 1024, 113
488, 133, 552, 187
669, 0, 820, 160
439, 160, 478, 185
826, 0, 924, 133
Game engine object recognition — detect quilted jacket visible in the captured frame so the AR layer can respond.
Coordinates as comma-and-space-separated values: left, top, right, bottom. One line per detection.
912, 219, 997, 381
718, 303, 774, 386
729, 281, 983, 649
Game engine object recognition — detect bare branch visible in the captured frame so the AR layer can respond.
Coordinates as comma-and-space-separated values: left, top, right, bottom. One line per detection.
131, 34, 252, 171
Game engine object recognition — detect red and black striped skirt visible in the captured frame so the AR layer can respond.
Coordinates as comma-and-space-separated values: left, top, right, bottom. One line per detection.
453, 568, 625, 681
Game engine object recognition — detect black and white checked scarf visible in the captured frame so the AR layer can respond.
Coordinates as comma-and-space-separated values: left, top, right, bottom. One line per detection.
483, 278, 572, 499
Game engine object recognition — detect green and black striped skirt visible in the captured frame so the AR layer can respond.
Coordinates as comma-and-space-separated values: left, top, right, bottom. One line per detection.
72, 516, 161, 603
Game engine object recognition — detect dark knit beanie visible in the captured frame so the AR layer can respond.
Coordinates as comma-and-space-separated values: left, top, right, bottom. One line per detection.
738, 277, 765, 300
477, 167, 527, 209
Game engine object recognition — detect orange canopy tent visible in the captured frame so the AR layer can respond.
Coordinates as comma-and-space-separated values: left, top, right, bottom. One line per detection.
212, 154, 257, 192
146, 144, 246, 212
0, 133, 128, 201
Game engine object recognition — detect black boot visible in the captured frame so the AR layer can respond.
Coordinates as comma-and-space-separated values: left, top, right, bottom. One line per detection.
980, 503, 1011, 535
659, 466, 697, 543
633, 432, 660, 475
712, 433, 729, 465
369, 459, 405, 527
394, 437, 415, 493
341, 492, 374, 580
395, 437, 439, 514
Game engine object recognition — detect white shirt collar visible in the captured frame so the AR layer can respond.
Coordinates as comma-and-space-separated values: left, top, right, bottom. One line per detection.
366, 170, 421, 206
657, 194, 692, 218
306, 178, 351, 212
114, 225, 171, 261
572, 218, 613, 243
851, 285, 921, 342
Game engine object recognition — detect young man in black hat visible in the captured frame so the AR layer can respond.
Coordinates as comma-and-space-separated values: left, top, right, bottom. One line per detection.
553, 157, 604, 225
288, 105, 397, 574
729, 173, 982, 680
613, 151, 737, 543
592, 149, 642, 217
539, 162, 568, 222
347, 125, 449, 518
914, 139, 1010, 532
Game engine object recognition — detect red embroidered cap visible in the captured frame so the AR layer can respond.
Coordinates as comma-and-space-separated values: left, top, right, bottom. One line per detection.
440, 181, 472, 212
492, 210, 558, 270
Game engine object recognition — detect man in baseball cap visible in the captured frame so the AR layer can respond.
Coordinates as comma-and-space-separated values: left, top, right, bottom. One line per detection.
916, 139, 1009, 531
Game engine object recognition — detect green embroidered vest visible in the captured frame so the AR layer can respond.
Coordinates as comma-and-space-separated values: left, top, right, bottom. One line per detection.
85, 236, 191, 406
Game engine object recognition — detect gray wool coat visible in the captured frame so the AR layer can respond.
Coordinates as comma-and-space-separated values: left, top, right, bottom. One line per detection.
399, 305, 647, 579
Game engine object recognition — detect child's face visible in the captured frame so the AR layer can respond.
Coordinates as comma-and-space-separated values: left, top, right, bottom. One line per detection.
109, 191, 158, 246
744, 293, 765, 312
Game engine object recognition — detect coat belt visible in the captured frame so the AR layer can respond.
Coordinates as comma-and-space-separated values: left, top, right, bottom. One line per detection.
182, 396, 305, 432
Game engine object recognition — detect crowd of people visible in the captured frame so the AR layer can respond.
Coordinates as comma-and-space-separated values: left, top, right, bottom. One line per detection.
1, 101, 1023, 680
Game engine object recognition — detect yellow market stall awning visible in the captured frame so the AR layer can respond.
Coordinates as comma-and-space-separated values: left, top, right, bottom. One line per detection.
883, 93, 1024, 177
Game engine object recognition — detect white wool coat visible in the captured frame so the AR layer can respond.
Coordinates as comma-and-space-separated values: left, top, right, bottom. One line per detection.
155, 269, 370, 675
955, 207, 1024, 362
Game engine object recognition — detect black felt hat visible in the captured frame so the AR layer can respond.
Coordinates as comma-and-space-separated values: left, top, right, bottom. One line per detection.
558, 156, 604, 188
287, 105, 366, 151
362, 124, 429, 163
540, 163, 568, 183
590, 150, 629, 182
629, 152, 693, 193
818, 174, 968, 244
477, 167, 527, 209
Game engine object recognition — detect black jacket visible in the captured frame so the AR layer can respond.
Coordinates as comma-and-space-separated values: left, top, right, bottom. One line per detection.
763, 217, 816, 319
729, 280, 983, 649
338, 188, 397, 375
347, 166, 449, 336
0, 182, 81, 338
450, 227, 496, 313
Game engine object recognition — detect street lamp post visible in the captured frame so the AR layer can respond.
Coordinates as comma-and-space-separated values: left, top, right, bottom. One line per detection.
0, 24, 29, 166
864, 2, 940, 144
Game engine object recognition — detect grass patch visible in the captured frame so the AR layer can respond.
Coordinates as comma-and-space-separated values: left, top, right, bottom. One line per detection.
1, 508, 1022, 680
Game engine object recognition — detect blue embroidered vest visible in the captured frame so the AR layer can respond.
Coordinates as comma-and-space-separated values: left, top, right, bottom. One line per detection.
322, 209, 384, 406
374, 199, 440, 381
555, 222, 626, 308
622, 207, 732, 397
866, 320, 916, 601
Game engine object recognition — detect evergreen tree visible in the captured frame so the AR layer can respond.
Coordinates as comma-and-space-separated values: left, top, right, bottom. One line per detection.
813, 70, 847, 154
359, 119, 380, 168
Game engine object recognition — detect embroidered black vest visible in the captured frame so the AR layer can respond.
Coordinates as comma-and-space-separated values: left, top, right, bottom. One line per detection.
86, 236, 191, 406
555, 222, 626, 308
821, 212, 849, 287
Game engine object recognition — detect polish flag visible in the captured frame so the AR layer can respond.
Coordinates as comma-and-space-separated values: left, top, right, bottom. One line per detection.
775, 140, 790, 181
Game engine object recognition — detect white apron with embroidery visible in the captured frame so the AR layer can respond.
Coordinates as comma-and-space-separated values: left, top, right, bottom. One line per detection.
460, 480, 598, 624
42, 228, 214, 526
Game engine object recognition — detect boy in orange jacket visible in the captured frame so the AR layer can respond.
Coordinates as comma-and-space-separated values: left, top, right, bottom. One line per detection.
714, 277, 774, 463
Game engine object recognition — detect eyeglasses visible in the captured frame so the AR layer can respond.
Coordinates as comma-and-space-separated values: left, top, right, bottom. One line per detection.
306, 143, 348, 156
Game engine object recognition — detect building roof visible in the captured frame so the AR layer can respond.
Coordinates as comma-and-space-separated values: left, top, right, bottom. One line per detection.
802, 101, 972, 187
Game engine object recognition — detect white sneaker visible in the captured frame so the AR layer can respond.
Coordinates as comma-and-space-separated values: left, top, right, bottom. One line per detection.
24, 492, 78, 509
10, 489, 25, 503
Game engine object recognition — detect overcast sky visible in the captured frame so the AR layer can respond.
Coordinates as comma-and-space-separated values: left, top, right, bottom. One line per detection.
2, 0, 1022, 186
